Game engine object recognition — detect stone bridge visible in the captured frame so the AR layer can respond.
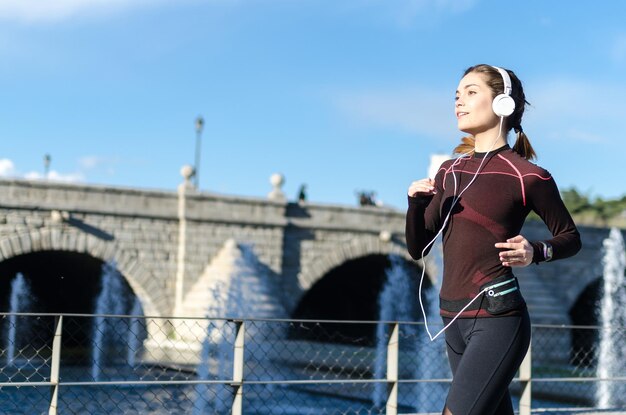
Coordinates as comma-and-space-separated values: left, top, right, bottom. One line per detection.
0, 177, 621, 327
0, 177, 409, 319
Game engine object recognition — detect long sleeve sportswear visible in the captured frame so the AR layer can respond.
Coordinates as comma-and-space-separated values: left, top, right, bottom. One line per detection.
406, 145, 581, 318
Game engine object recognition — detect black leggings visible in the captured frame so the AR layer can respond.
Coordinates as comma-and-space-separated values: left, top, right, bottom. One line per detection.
442, 309, 531, 415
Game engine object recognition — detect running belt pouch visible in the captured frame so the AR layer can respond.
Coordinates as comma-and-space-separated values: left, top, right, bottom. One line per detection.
480, 274, 525, 315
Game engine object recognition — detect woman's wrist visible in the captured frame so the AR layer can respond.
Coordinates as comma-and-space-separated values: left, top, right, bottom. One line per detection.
408, 193, 433, 208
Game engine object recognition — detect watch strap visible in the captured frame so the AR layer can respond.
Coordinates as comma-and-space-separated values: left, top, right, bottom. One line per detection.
539, 241, 553, 262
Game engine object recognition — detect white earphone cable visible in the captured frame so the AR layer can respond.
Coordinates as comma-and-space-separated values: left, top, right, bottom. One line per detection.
419, 117, 506, 341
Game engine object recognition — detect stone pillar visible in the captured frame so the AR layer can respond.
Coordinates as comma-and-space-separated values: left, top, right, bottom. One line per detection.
174, 165, 195, 315
267, 173, 286, 202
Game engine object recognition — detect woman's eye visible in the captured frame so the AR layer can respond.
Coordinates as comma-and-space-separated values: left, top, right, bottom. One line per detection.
468, 90, 476, 95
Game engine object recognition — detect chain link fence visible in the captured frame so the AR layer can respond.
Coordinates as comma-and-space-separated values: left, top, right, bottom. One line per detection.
1, 313, 625, 414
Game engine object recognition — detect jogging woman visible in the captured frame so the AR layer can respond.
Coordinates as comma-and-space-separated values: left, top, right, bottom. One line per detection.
406, 64, 581, 415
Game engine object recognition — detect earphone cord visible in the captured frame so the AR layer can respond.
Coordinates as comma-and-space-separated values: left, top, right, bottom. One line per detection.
418, 117, 506, 341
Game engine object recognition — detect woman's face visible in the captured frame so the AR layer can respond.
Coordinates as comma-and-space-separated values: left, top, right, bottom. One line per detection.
455, 71, 500, 136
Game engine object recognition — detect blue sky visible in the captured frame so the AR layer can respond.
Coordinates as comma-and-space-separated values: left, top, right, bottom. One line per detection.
1, 0, 625, 209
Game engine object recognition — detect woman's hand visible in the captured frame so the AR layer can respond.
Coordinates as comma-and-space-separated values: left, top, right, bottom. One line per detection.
408, 178, 437, 197
495, 235, 533, 267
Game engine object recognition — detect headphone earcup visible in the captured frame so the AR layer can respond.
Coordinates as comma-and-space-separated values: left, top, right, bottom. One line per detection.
492, 94, 515, 117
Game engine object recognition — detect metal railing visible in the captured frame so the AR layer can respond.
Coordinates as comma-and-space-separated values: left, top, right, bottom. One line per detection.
1, 313, 625, 415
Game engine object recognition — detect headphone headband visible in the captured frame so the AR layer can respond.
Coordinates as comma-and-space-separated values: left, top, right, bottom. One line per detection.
491, 66, 512, 96
490, 65, 515, 117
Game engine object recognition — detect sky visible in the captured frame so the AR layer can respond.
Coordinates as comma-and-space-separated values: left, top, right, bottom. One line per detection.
1, 0, 625, 210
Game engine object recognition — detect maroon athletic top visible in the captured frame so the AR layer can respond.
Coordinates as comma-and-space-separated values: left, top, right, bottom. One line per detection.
406, 145, 581, 318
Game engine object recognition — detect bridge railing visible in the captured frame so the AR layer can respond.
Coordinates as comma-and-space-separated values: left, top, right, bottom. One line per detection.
0, 313, 625, 415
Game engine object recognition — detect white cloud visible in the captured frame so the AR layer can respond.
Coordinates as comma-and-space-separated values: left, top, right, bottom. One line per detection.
331, 86, 458, 139
514, 77, 623, 144
0, 159, 17, 176
338, 0, 477, 29
331, 76, 622, 146
432, 0, 476, 13
544, 129, 607, 144
564, 129, 606, 144
78, 156, 101, 170
390, 0, 476, 16
537, 16, 552, 27
0, 158, 84, 182
78, 155, 120, 176
47, 170, 85, 182
393, 0, 476, 27
525, 77, 622, 122
24, 170, 84, 182
610, 34, 626, 63
0, 0, 170, 23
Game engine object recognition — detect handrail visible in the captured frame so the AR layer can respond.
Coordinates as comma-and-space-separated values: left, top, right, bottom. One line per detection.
3, 312, 626, 329
1, 313, 625, 414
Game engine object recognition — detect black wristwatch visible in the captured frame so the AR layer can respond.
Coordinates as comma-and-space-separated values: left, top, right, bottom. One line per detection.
539, 241, 553, 262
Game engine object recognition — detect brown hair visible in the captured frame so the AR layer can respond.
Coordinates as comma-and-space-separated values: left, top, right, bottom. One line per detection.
453, 64, 536, 160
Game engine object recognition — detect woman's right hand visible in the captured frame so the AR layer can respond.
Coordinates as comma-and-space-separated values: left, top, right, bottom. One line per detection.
408, 178, 437, 197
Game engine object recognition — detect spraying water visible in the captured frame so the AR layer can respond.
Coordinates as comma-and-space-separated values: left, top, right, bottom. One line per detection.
126, 296, 144, 367
596, 228, 626, 408
91, 262, 127, 381
372, 255, 421, 411
193, 281, 236, 415
372, 240, 449, 412
7, 273, 32, 364
193, 240, 286, 415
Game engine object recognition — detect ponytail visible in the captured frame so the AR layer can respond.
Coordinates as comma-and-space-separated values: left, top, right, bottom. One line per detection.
512, 128, 536, 160
453, 136, 475, 156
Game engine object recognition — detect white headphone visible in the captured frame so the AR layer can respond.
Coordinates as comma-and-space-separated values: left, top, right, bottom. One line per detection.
491, 66, 515, 117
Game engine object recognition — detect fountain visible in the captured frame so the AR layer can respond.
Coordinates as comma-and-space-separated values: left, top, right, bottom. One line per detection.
91, 261, 130, 381
373, 255, 418, 409
372, 236, 449, 412
193, 280, 235, 415
126, 296, 144, 367
191, 239, 287, 414
6, 273, 33, 365
596, 227, 626, 408
372, 254, 444, 412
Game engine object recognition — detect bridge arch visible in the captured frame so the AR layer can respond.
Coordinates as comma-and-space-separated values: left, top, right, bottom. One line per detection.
296, 236, 436, 307
568, 276, 603, 367
290, 252, 432, 345
0, 226, 160, 317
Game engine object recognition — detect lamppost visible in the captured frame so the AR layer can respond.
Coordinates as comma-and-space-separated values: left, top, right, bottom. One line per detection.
44, 154, 51, 179
194, 115, 204, 188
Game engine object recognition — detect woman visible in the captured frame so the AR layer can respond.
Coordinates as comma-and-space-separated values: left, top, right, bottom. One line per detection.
405, 64, 581, 415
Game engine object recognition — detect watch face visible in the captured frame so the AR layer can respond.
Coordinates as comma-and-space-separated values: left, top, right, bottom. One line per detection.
546, 244, 553, 260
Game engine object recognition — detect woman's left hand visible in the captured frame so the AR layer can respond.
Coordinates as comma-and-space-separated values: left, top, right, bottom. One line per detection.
495, 235, 533, 267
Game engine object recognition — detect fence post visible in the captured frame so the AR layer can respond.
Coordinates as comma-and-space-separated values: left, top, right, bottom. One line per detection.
386, 322, 399, 415
232, 320, 245, 415
519, 342, 532, 415
49, 315, 63, 415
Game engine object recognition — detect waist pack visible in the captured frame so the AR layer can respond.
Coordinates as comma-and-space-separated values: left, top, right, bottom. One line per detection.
480, 274, 526, 315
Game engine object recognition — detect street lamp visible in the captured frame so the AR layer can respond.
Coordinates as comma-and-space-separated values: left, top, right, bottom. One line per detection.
194, 115, 204, 188
44, 154, 51, 179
